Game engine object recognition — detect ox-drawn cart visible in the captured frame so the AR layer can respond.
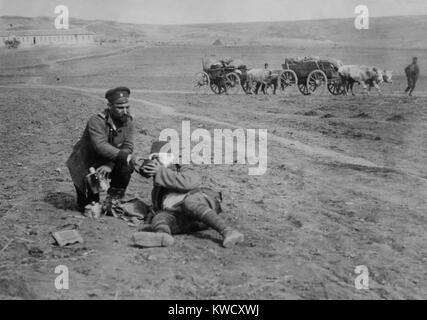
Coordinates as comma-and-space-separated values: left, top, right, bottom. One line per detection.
279, 57, 345, 95
194, 58, 245, 94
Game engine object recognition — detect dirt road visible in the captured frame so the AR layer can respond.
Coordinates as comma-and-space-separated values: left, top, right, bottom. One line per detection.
0, 84, 387, 169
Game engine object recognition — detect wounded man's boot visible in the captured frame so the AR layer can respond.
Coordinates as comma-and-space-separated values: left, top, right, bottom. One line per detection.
198, 210, 244, 248
222, 228, 245, 248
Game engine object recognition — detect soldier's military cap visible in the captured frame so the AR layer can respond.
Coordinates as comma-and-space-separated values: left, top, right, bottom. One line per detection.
105, 86, 131, 104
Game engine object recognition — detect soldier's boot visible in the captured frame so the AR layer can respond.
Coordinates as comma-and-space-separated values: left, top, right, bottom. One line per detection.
74, 184, 99, 213
222, 228, 245, 248
199, 210, 244, 248
103, 187, 125, 216
131, 231, 175, 248
152, 221, 172, 235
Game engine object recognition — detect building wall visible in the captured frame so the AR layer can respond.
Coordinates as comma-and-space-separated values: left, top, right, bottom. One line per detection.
1, 34, 94, 47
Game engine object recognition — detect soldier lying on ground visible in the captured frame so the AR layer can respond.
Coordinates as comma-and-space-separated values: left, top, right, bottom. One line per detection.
66, 86, 135, 213
132, 141, 244, 248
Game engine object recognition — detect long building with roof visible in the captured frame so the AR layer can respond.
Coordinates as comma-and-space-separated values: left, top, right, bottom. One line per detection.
0, 29, 95, 47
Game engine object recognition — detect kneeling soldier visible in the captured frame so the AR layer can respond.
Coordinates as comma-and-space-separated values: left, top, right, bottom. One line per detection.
66, 86, 134, 212
133, 141, 244, 248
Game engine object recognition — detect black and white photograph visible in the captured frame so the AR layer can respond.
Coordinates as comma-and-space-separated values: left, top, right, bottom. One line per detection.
0, 0, 426, 304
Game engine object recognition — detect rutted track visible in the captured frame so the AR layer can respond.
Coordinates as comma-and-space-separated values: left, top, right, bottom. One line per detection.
0, 45, 147, 71
1, 84, 386, 170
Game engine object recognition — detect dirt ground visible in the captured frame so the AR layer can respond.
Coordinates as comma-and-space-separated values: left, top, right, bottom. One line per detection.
0, 45, 426, 300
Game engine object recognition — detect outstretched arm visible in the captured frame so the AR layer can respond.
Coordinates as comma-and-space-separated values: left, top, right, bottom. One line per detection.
154, 165, 202, 192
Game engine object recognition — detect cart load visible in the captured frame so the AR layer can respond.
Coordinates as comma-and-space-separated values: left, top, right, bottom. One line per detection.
202, 58, 223, 71
223, 58, 247, 70
285, 56, 321, 64
202, 57, 247, 71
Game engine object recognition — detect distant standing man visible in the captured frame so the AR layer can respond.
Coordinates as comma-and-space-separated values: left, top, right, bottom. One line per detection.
405, 57, 419, 96
66, 87, 135, 212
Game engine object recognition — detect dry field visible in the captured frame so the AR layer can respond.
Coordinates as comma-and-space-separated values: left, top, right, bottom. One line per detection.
0, 44, 426, 299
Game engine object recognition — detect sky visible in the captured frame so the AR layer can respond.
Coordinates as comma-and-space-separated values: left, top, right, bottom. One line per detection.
1, 0, 427, 25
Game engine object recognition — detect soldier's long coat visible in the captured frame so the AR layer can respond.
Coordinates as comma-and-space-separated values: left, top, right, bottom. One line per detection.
66, 109, 134, 192
405, 63, 420, 84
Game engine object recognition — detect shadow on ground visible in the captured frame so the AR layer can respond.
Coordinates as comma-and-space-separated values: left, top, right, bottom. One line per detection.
43, 191, 77, 211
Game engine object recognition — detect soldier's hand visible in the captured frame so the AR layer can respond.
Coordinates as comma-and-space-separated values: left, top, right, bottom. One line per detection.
132, 156, 146, 174
96, 165, 112, 178
142, 161, 161, 177
128, 155, 138, 172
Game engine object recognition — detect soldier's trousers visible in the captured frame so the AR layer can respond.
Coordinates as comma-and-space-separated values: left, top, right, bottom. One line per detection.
151, 191, 228, 236
75, 162, 133, 211
405, 77, 416, 94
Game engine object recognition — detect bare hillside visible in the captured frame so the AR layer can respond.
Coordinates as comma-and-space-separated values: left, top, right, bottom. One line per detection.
1, 15, 427, 48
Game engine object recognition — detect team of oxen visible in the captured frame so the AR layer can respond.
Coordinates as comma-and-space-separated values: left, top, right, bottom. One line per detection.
245, 63, 393, 96
338, 65, 393, 95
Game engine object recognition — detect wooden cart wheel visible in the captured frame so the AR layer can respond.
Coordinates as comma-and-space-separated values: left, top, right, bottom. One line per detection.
193, 72, 210, 93
307, 70, 328, 94
298, 83, 311, 95
210, 82, 221, 94
225, 72, 241, 94
327, 79, 345, 96
279, 69, 298, 93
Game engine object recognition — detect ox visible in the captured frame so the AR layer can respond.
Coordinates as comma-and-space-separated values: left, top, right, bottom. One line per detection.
263, 70, 283, 94
367, 69, 393, 91
338, 65, 384, 95
245, 68, 280, 95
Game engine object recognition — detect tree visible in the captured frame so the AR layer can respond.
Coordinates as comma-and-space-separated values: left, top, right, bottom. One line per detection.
212, 39, 223, 46
4, 38, 20, 49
